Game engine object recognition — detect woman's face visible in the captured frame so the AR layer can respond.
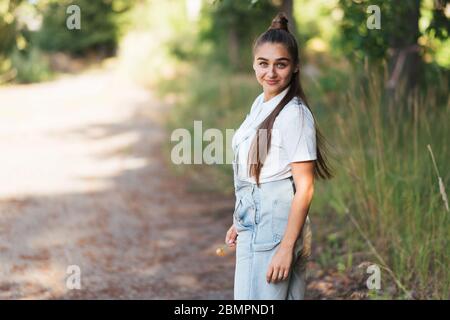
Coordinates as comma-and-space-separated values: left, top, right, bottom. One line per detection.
253, 42, 298, 101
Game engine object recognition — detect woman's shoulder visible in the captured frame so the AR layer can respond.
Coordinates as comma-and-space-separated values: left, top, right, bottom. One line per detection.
278, 96, 314, 124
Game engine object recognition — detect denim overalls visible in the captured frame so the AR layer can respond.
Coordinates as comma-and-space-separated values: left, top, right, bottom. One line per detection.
232, 148, 311, 300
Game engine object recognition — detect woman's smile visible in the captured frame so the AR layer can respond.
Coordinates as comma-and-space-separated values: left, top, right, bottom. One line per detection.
266, 79, 279, 85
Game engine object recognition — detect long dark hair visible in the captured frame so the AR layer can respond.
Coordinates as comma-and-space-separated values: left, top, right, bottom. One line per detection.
248, 12, 333, 186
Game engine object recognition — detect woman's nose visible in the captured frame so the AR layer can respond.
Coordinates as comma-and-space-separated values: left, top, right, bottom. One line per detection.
267, 65, 277, 78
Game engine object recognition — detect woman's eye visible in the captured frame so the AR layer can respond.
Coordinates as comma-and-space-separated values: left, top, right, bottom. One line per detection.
258, 62, 286, 68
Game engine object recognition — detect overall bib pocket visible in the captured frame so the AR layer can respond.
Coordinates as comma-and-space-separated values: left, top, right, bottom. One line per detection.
233, 196, 255, 231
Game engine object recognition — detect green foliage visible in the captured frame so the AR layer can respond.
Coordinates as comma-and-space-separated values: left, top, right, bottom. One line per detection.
199, 0, 279, 71
338, 0, 449, 69
34, 0, 135, 55
338, 0, 423, 61
0, 1, 21, 56
10, 46, 52, 83
1, 0, 137, 83
0, 0, 24, 81
425, 0, 449, 40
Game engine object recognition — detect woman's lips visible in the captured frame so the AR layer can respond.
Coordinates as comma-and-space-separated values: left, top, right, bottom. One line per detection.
266, 80, 279, 85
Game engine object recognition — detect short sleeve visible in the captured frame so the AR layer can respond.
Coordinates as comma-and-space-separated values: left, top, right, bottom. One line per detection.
280, 105, 317, 163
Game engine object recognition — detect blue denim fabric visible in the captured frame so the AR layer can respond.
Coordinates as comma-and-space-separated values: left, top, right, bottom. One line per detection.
232, 175, 309, 300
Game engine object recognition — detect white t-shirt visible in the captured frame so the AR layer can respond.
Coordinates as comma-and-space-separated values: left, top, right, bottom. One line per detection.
232, 86, 317, 184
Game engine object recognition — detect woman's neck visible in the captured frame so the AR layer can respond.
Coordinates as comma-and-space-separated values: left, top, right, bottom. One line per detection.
263, 85, 289, 103
263, 92, 277, 103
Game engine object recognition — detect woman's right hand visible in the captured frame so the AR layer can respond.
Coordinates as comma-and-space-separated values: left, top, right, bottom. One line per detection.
225, 223, 238, 247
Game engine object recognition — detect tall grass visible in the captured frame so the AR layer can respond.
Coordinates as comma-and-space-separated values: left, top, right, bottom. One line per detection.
315, 67, 449, 299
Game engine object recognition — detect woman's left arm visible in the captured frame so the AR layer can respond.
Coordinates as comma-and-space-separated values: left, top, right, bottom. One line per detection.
266, 160, 315, 283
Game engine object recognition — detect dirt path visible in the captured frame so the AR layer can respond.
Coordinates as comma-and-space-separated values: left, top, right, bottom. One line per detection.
0, 66, 365, 299
0, 66, 238, 299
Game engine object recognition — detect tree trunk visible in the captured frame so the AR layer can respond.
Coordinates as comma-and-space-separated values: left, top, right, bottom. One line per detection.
387, 0, 421, 95
228, 25, 239, 70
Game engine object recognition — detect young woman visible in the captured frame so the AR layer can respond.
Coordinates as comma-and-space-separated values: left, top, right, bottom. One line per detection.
225, 12, 333, 300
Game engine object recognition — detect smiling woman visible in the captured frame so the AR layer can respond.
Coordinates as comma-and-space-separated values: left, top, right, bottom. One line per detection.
225, 12, 333, 300
253, 43, 298, 102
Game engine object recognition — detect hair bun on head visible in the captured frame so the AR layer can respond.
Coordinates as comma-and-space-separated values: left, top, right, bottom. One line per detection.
269, 12, 289, 32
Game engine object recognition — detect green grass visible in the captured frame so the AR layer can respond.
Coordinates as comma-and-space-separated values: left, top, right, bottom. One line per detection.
312, 68, 449, 299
